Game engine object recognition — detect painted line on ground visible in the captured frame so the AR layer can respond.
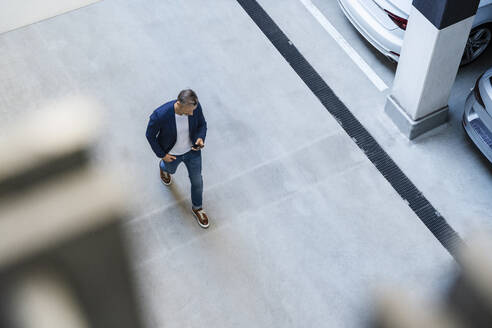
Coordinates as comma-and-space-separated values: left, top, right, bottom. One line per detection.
299, 0, 389, 92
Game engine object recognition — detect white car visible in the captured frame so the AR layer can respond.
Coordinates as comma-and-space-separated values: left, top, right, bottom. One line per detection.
338, 0, 492, 65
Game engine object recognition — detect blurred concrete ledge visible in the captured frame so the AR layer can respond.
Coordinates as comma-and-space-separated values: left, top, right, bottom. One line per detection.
0, 98, 144, 328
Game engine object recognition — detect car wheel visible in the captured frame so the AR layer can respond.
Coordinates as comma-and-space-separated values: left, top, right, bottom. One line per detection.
461, 25, 492, 66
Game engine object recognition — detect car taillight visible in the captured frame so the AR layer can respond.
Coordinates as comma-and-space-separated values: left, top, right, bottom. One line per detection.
474, 73, 485, 107
384, 10, 408, 30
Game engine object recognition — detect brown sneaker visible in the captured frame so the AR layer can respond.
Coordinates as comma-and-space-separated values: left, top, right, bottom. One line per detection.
192, 208, 209, 228
160, 168, 171, 186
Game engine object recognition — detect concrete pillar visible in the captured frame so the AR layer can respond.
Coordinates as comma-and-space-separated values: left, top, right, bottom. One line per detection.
385, 0, 480, 139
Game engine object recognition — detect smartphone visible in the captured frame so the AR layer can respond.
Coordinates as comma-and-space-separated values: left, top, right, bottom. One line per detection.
192, 144, 202, 149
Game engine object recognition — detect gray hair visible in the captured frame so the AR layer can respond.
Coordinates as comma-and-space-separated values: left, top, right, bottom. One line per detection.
177, 89, 198, 105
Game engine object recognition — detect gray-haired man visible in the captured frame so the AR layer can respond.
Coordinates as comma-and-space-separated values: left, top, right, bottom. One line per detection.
145, 89, 210, 228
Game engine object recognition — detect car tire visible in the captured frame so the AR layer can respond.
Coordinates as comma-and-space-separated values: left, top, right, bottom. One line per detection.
461, 24, 492, 66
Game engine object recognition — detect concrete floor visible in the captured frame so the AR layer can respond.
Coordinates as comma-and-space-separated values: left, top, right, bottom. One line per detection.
1, 0, 490, 327
280, 0, 492, 238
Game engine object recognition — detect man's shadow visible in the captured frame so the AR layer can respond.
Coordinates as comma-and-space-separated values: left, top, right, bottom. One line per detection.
161, 177, 206, 230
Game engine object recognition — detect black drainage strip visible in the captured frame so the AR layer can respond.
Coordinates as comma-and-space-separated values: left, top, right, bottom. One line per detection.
237, 0, 463, 258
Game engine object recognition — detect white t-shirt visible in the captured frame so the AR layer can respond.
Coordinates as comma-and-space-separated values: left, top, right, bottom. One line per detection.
169, 114, 192, 155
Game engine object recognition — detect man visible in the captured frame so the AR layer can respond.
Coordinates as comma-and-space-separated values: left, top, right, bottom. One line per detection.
145, 89, 210, 228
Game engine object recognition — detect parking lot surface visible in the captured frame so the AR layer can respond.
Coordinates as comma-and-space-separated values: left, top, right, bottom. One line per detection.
1, 0, 490, 327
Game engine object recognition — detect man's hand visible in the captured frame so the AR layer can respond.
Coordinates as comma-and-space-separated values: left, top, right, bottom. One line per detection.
162, 154, 176, 162
192, 138, 204, 151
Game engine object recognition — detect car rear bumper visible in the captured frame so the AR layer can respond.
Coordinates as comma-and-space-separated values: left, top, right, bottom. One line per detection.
463, 91, 492, 164
337, 0, 403, 61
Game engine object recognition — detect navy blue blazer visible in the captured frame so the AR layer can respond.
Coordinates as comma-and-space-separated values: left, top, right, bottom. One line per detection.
146, 100, 207, 158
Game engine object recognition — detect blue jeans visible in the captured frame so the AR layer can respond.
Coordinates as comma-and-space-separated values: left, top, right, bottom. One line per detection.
160, 150, 203, 209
